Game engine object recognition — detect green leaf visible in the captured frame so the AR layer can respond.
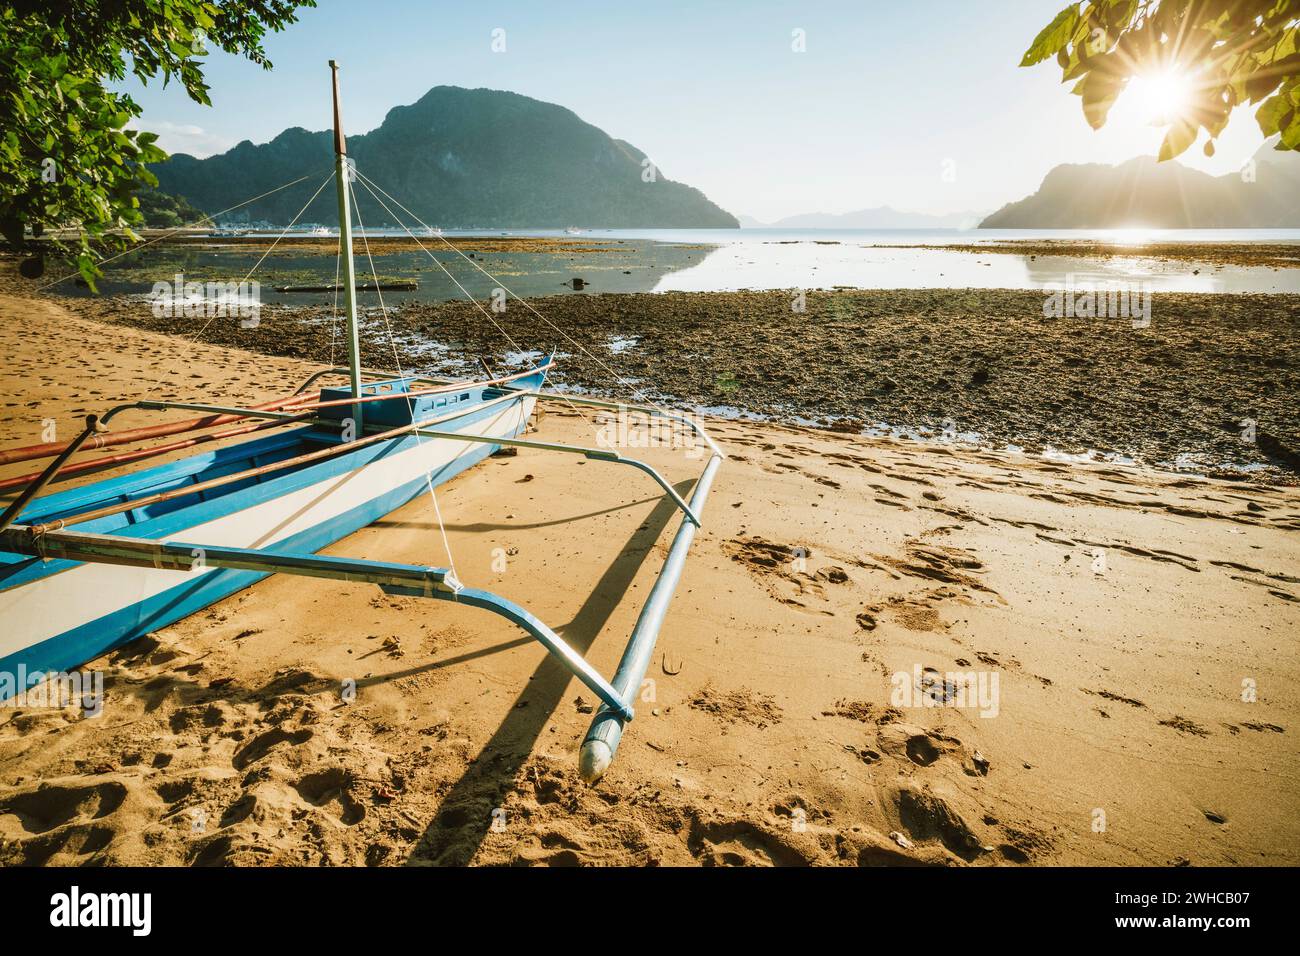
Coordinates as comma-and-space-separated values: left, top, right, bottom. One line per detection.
1281, 111, 1300, 150
76, 255, 100, 293
1159, 120, 1199, 161
1256, 93, 1291, 136
0, 0, 317, 278
1021, 4, 1080, 67
1081, 67, 1124, 129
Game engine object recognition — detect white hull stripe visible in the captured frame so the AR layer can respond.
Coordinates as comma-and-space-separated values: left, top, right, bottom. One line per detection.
0, 398, 533, 661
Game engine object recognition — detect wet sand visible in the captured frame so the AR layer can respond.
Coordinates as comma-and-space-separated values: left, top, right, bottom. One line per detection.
0, 293, 1297, 867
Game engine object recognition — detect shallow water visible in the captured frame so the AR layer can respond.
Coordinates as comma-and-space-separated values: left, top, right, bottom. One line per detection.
621, 227, 1300, 294
53, 227, 1300, 306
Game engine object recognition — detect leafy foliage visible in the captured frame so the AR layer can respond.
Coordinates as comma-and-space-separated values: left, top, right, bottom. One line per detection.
1022, 0, 1300, 160
0, 0, 314, 286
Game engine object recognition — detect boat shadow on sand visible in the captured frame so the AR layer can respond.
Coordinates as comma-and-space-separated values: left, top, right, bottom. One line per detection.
407, 479, 692, 866
81, 482, 688, 865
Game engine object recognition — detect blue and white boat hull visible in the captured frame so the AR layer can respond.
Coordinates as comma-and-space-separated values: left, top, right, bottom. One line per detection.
0, 386, 537, 693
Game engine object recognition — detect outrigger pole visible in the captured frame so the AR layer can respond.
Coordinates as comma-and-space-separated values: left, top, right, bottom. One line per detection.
0, 382, 724, 780
0, 61, 726, 783
329, 60, 364, 428
580, 446, 722, 780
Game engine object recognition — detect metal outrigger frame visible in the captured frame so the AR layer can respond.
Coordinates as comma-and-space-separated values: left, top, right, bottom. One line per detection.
0, 382, 723, 781
3, 59, 724, 782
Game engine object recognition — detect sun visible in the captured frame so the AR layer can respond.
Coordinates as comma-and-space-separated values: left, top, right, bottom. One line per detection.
1129, 69, 1193, 125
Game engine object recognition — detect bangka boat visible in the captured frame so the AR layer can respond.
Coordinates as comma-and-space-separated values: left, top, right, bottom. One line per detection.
0, 62, 722, 781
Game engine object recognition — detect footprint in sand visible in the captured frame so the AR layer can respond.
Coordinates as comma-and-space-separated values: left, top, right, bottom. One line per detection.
871, 540, 999, 596
509, 831, 586, 867
295, 767, 366, 826
877, 722, 964, 767
231, 726, 314, 770
0, 780, 128, 865
689, 683, 784, 729
1158, 715, 1212, 737
687, 815, 813, 867
0, 780, 127, 837
889, 783, 987, 861
721, 536, 853, 615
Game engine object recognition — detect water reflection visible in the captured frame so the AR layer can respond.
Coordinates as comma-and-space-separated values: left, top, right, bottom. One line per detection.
53, 226, 1300, 304
56, 240, 714, 307
655, 240, 1300, 294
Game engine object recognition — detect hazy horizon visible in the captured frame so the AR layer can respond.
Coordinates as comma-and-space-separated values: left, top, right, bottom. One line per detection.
118, 0, 1273, 222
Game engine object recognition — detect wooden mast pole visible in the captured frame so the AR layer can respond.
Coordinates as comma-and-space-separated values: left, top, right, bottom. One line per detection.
329, 60, 364, 427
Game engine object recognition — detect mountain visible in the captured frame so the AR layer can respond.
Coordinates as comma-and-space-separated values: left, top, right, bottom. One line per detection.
743, 207, 985, 229
980, 139, 1300, 228
150, 86, 737, 229
136, 188, 205, 228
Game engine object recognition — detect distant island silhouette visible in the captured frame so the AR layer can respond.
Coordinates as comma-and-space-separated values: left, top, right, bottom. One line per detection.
151, 86, 738, 229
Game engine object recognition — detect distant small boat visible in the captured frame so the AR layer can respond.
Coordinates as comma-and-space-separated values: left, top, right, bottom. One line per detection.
419, 225, 443, 238
210, 227, 249, 237
308, 225, 334, 237
565, 226, 583, 235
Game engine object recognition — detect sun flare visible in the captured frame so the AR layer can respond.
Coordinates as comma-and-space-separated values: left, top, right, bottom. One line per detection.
1129, 70, 1193, 125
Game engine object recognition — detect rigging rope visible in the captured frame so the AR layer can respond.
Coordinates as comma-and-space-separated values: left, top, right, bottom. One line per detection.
36, 168, 333, 293
349, 187, 460, 580
328, 228, 342, 369
354, 169, 675, 416
351, 170, 563, 437
352, 177, 532, 361
137, 172, 335, 406
351, 175, 599, 431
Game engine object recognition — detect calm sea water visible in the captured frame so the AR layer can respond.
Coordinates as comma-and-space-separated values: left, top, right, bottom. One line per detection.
63, 226, 1300, 304
553, 226, 1300, 295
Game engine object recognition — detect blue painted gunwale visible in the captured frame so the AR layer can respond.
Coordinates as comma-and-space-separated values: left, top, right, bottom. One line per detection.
0, 429, 502, 687
0, 373, 544, 593
0, 365, 547, 690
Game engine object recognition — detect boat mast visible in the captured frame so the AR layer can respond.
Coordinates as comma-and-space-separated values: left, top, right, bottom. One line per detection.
329, 60, 364, 424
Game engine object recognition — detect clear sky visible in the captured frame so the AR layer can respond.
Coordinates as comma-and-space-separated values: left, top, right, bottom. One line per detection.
120, 0, 1270, 222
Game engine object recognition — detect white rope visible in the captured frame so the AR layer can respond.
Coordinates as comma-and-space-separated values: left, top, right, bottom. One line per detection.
236, 173, 334, 286
351, 177, 532, 359
37, 168, 332, 292
328, 228, 342, 368
352, 174, 602, 432
355, 169, 674, 415
139, 172, 335, 404
350, 188, 459, 580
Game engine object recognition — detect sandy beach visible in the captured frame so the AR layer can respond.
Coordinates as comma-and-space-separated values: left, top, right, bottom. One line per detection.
1, 289, 1296, 866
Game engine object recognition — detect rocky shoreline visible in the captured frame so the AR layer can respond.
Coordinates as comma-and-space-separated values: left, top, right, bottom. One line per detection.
49, 285, 1300, 480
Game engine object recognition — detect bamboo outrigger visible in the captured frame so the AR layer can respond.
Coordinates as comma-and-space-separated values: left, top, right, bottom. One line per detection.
0, 62, 722, 782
